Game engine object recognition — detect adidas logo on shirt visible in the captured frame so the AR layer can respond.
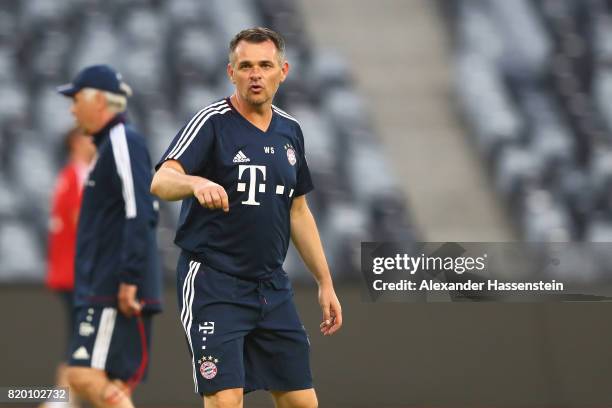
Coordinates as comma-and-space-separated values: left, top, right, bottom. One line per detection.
233, 150, 250, 163
72, 346, 90, 360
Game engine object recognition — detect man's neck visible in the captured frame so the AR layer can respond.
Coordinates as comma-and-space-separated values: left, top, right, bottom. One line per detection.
90, 111, 118, 136
230, 93, 272, 123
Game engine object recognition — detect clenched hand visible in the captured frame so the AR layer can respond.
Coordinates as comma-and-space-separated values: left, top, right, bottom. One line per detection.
193, 179, 229, 212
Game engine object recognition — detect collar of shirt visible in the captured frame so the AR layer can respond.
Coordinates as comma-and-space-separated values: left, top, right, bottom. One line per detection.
92, 114, 126, 147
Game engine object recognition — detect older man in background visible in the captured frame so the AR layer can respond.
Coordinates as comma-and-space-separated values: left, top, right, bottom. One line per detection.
57, 65, 163, 408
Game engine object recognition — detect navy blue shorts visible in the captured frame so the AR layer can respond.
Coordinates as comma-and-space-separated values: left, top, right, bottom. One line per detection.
177, 251, 313, 395
68, 306, 152, 386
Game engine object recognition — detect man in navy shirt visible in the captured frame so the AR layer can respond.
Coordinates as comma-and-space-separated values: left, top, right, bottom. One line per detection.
151, 27, 342, 407
57, 65, 163, 408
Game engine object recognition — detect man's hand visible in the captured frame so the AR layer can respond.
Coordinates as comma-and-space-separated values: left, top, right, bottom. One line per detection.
118, 283, 142, 318
193, 179, 229, 212
318, 283, 342, 336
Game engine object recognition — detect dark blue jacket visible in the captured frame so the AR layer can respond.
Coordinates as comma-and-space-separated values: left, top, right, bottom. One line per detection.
75, 114, 162, 313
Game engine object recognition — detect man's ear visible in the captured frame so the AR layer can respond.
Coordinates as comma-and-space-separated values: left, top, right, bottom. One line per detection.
227, 63, 235, 84
280, 61, 289, 83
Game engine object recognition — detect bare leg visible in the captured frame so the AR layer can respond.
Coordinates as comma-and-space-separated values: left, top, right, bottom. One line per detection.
39, 363, 81, 408
202, 387, 243, 408
66, 366, 134, 408
271, 389, 318, 408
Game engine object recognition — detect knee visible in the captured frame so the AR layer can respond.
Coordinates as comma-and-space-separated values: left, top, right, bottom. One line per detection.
66, 367, 90, 393
307, 397, 318, 408
279, 399, 317, 408
205, 388, 243, 408
66, 367, 129, 406
101, 380, 130, 406
272, 390, 318, 408
295, 398, 318, 408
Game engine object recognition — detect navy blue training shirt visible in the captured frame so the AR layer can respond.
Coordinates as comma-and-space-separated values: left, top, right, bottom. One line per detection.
156, 97, 314, 280
76, 114, 163, 312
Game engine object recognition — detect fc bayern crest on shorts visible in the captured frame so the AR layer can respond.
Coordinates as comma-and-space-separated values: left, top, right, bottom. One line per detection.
198, 356, 219, 380
286, 148, 296, 166
200, 361, 217, 379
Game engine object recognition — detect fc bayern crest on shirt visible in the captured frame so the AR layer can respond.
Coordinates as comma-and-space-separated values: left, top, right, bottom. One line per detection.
285, 144, 297, 166
198, 356, 219, 380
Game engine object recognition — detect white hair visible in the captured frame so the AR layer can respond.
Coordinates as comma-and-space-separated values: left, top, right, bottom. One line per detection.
81, 87, 129, 113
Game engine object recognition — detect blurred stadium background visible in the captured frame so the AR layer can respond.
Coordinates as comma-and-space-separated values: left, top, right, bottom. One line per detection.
3, 0, 612, 407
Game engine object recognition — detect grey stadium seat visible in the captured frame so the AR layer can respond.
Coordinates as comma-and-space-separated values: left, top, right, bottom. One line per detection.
455, 52, 523, 159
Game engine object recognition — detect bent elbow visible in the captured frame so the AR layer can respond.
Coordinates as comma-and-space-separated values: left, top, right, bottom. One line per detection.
150, 174, 161, 197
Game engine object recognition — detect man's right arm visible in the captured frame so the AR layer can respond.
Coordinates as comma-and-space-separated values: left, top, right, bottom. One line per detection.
150, 160, 200, 201
151, 160, 229, 211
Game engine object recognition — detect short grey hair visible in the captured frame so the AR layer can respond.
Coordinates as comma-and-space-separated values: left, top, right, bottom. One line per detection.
81, 87, 129, 113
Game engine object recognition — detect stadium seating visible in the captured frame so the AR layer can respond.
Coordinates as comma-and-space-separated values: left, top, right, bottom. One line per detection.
0, 0, 416, 282
451, 0, 612, 242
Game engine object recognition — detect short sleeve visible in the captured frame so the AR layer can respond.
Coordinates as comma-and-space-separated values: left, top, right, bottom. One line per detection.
294, 125, 314, 196
155, 109, 218, 174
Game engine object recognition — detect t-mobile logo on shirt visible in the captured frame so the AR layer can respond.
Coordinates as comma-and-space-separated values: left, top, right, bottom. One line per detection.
237, 165, 266, 205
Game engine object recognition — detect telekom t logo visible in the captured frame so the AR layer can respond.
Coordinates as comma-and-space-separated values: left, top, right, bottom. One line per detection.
237, 165, 266, 205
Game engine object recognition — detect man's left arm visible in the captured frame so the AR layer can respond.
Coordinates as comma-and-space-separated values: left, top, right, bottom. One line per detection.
111, 132, 152, 317
290, 195, 342, 336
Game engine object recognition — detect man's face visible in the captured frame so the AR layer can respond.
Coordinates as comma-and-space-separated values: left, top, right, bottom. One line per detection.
227, 40, 288, 107
70, 90, 102, 134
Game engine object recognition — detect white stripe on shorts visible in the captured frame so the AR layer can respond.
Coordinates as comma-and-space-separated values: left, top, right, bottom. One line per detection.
91, 308, 117, 370
181, 260, 201, 392
181, 261, 197, 327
